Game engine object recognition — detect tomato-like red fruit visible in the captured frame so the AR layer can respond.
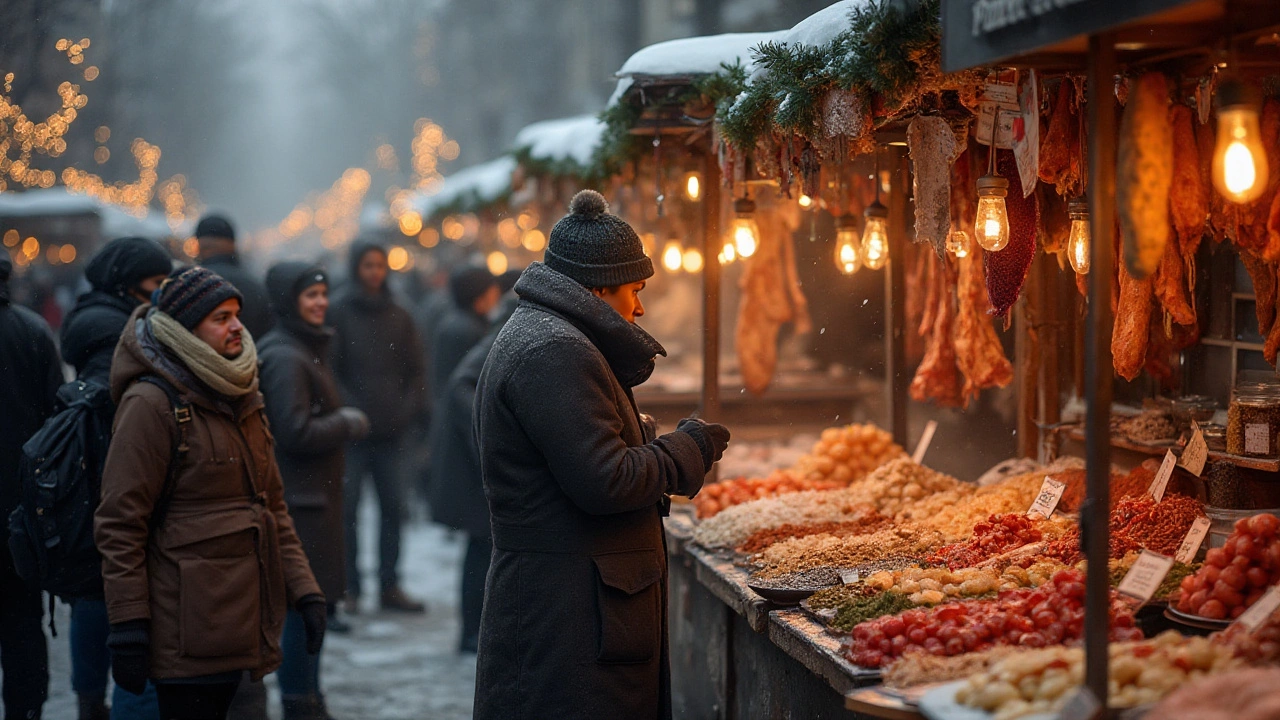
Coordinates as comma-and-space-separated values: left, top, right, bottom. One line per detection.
1199, 599, 1227, 619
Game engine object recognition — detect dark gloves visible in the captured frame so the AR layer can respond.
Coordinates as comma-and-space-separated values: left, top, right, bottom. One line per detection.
107, 620, 150, 695
676, 417, 731, 472
336, 407, 370, 442
639, 413, 658, 442
298, 594, 327, 655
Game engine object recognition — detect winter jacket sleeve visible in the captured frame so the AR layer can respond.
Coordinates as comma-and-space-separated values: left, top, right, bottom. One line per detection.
263, 454, 323, 605
95, 387, 174, 624
260, 348, 350, 455
506, 338, 704, 516
400, 311, 428, 419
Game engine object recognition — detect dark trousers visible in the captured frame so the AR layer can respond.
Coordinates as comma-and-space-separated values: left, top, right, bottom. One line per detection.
154, 681, 239, 720
460, 535, 492, 651
69, 597, 160, 718
344, 437, 404, 594
0, 548, 47, 720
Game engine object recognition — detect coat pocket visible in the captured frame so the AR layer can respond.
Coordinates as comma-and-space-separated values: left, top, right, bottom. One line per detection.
178, 554, 261, 658
592, 549, 662, 664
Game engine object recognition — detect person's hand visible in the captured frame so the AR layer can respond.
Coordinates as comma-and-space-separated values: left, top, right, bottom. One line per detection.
107, 620, 150, 695
298, 595, 327, 654
675, 417, 731, 471
336, 407, 370, 442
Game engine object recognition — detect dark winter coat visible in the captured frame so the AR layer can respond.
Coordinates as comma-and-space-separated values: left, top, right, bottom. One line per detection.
472, 263, 705, 720
329, 243, 426, 440
61, 290, 141, 386
94, 306, 321, 681
201, 253, 274, 340
429, 304, 488, 404
258, 265, 354, 600
0, 267, 63, 520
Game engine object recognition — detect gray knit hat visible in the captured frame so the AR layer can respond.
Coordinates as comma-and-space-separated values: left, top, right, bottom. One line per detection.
545, 190, 653, 287
155, 266, 244, 330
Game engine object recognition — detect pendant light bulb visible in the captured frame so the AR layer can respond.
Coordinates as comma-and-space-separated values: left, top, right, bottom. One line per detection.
683, 172, 702, 202
834, 214, 861, 275
861, 201, 889, 271
974, 173, 1011, 251
661, 240, 683, 273
946, 229, 970, 258
720, 241, 737, 264
1213, 80, 1269, 204
1067, 198, 1091, 274
729, 196, 759, 259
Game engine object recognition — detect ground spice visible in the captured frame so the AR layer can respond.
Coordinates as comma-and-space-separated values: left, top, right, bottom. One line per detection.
736, 515, 890, 554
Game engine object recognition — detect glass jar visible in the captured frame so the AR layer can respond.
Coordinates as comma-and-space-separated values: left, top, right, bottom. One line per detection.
1227, 392, 1280, 457
1201, 423, 1227, 452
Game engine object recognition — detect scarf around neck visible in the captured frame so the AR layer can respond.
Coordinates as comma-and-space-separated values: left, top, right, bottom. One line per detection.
149, 308, 259, 398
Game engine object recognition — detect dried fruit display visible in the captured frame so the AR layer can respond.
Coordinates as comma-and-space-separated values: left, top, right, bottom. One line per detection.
1042, 492, 1201, 564
792, 424, 907, 486
850, 458, 969, 518
1176, 513, 1280, 620
925, 514, 1046, 569
862, 561, 1065, 607
883, 645, 1024, 688
1117, 72, 1172, 279
844, 569, 1141, 669
984, 149, 1040, 318
914, 470, 1047, 541
693, 471, 843, 519
1147, 668, 1280, 720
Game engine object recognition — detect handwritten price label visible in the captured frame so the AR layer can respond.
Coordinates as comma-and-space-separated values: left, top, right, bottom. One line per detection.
1175, 517, 1212, 564
1027, 477, 1066, 519
1180, 423, 1208, 477
1148, 450, 1177, 502
1116, 550, 1175, 605
1238, 585, 1280, 633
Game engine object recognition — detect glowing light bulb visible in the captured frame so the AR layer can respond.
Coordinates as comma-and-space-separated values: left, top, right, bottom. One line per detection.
946, 230, 970, 258
684, 172, 701, 202
861, 202, 888, 270
486, 251, 509, 276
720, 241, 737, 264
798, 194, 813, 209
834, 214, 860, 274
729, 197, 759, 258
661, 241, 683, 272
974, 174, 1010, 251
1067, 198, 1090, 274
682, 248, 704, 273
1213, 81, 1269, 204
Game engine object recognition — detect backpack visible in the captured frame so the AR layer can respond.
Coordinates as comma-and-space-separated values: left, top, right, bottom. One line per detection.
7, 375, 190, 601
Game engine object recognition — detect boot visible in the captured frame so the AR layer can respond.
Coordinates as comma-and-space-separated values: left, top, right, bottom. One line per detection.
77, 695, 109, 720
282, 695, 337, 720
379, 586, 426, 614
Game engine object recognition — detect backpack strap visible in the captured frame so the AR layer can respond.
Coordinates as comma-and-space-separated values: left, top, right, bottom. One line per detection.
136, 375, 191, 532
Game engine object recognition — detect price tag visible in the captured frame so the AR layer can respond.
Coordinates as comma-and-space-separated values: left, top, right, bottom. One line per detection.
839, 569, 861, 585
1116, 550, 1175, 605
1245, 424, 1270, 455
1027, 477, 1067, 519
1175, 517, 1212, 564
1180, 422, 1208, 477
976, 79, 1020, 149
1148, 450, 1177, 502
1013, 70, 1040, 198
1237, 585, 1280, 633
912, 420, 938, 464
1058, 686, 1101, 720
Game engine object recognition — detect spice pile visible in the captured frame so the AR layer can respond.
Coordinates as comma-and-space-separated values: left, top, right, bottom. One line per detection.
736, 515, 890, 554
694, 470, 842, 518
753, 523, 944, 579
1041, 492, 1202, 564
1115, 409, 1179, 442
1176, 513, 1280, 620
925, 514, 1045, 569
807, 588, 914, 631
692, 491, 878, 549
913, 470, 1047, 540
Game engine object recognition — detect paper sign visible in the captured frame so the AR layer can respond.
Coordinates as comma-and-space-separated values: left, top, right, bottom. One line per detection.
1148, 450, 1177, 502
1237, 585, 1280, 633
1027, 477, 1067, 519
1117, 550, 1175, 604
1013, 70, 1039, 198
1176, 517, 1212, 564
976, 80, 1020, 149
1180, 423, 1208, 477
1058, 686, 1101, 720
840, 569, 861, 585
912, 420, 938, 464
1245, 424, 1271, 455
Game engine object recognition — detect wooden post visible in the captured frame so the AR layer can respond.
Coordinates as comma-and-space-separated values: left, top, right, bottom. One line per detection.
885, 146, 910, 448
701, 149, 723, 428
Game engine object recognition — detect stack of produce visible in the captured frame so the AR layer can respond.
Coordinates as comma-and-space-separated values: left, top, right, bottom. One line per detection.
862, 561, 1066, 606
1214, 604, 1280, 664
791, 424, 906, 485
848, 458, 970, 518
955, 631, 1241, 719
753, 523, 944, 579
1176, 513, 1280, 620
913, 469, 1049, 540
882, 645, 1024, 688
736, 515, 890, 554
1147, 668, 1280, 720
693, 470, 842, 518
926, 514, 1053, 569
843, 569, 1141, 668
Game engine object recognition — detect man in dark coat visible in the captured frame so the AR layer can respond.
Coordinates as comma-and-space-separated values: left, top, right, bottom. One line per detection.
60, 236, 171, 720
329, 240, 427, 613
196, 213, 274, 339
428, 292, 516, 653
429, 264, 499, 404
0, 254, 61, 720
473, 190, 730, 720
259, 262, 369, 720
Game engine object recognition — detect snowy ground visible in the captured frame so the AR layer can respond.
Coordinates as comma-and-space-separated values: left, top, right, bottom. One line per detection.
41, 494, 476, 720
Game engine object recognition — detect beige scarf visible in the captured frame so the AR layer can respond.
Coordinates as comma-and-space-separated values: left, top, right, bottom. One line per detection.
150, 310, 259, 398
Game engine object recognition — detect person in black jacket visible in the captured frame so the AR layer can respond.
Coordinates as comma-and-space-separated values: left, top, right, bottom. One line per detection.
329, 240, 427, 613
259, 262, 369, 720
0, 253, 62, 720
472, 191, 730, 720
428, 292, 516, 653
428, 264, 498, 404
196, 213, 274, 340
59, 236, 170, 720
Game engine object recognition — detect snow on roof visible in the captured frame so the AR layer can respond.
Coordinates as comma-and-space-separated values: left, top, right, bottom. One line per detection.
774, 0, 866, 50
413, 155, 516, 219
512, 115, 605, 171
100, 205, 175, 240
615, 32, 781, 79
0, 187, 176, 239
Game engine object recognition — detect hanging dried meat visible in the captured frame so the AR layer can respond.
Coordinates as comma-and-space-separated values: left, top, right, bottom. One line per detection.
1154, 237, 1195, 326
1253, 99, 1280, 261
1038, 185, 1071, 255
908, 115, 960, 255
1240, 249, 1277, 338
1265, 261, 1280, 367
736, 200, 809, 395
1154, 104, 1206, 328
1117, 72, 1173, 279
1038, 77, 1083, 195
984, 149, 1040, 318
1112, 262, 1155, 381
956, 246, 1013, 405
910, 254, 964, 407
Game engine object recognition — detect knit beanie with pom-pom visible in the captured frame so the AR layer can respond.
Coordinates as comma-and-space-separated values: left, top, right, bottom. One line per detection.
545, 190, 653, 288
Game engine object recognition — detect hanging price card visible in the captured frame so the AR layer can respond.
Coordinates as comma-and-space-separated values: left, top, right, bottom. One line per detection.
912, 420, 938, 464
1180, 422, 1208, 477
1148, 450, 1177, 502
976, 78, 1020, 149
1013, 70, 1040, 198
1027, 477, 1066, 519
1116, 550, 1175, 605
1175, 517, 1212, 564
1237, 585, 1280, 633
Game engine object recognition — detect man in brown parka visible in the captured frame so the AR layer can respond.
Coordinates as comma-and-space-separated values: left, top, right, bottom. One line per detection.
95, 267, 324, 720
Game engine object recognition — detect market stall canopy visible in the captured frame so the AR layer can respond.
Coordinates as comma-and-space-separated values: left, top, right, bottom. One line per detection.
511, 115, 606, 179
411, 155, 517, 223
0, 187, 177, 239
610, 30, 780, 98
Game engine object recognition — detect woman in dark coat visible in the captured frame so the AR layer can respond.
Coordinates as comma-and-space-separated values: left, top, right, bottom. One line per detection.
258, 262, 368, 720
473, 191, 730, 720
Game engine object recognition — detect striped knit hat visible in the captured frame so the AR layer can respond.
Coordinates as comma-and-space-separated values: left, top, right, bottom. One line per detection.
155, 266, 243, 330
